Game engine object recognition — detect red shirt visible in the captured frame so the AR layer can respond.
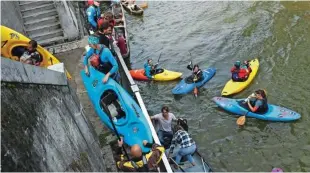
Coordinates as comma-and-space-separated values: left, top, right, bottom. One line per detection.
97, 18, 115, 29
117, 36, 127, 55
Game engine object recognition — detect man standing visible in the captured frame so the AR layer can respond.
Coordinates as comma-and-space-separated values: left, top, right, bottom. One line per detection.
151, 106, 177, 145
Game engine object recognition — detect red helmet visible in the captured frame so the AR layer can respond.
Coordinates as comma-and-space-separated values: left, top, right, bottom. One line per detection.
87, 0, 94, 6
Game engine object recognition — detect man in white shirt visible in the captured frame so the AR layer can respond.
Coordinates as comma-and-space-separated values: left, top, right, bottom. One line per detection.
151, 106, 177, 145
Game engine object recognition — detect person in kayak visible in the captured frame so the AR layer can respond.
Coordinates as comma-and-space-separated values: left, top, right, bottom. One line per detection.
116, 137, 164, 172
86, 0, 101, 32
83, 35, 119, 83
246, 89, 268, 114
231, 60, 251, 82
151, 106, 177, 145
168, 125, 197, 168
187, 62, 203, 82
17, 40, 42, 66
144, 59, 158, 79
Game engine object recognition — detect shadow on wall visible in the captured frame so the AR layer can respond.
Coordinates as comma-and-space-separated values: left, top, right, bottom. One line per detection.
1, 58, 106, 172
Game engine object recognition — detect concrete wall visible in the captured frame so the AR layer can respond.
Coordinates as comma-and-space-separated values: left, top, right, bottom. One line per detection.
0, 1, 26, 34
1, 58, 106, 172
53, 0, 80, 41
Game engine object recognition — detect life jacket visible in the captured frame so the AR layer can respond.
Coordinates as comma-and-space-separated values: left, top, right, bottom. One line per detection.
117, 144, 164, 172
256, 98, 268, 114
250, 98, 268, 114
90, 46, 104, 67
232, 67, 249, 80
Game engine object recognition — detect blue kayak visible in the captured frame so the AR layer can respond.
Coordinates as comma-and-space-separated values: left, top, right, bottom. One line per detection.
81, 66, 153, 152
212, 97, 301, 122
172, 68, 216, 94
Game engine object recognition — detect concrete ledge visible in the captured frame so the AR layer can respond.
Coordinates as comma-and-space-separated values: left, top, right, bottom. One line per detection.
45, 36, 88, 54
1, 57, 67, 85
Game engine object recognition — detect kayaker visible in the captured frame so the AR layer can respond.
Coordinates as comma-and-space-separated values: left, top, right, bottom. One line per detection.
98, 21, 113, 49
231, 61, 251, 82
187, 62, 203, 82
168, 125, 196, 168
18, 40, 42, 66
116, 34, 128, 57
104, 12, 116, 28
86, 0, 101, 32
151, 106, 177, 145
83, 35, 119, 83
242, 60, 252, 72
144, 59, 158, 79
246, 89, 268, 114
116, 137, 165, 172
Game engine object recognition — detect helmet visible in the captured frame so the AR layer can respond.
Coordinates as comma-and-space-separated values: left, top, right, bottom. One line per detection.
88, 35, 99, 45
234, 61, 241, 67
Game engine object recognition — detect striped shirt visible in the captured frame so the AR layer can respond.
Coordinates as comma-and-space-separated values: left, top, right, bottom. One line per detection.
169, 130, 195, 153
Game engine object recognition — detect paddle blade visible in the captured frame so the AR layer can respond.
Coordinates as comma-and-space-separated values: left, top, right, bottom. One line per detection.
237, 116, 246, 126
193, 87, 198, 97
139, 2, 148, 9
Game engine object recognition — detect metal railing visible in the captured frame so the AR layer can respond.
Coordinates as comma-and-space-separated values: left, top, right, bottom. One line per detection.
112, 42, 173, 173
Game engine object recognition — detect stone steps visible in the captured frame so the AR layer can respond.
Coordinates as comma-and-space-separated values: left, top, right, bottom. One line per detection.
19, 1, 66, 46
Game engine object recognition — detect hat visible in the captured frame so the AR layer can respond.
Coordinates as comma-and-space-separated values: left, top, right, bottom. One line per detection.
88, 35, 99, 45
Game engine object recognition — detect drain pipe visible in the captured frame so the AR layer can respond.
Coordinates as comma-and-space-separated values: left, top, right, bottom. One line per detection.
113, 42, 173, 173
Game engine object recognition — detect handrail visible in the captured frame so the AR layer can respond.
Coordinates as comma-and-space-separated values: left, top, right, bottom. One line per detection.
112, 42, 173, 173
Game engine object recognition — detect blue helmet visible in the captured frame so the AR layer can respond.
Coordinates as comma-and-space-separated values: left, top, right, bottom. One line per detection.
234, 61, 241, 67
88, 35, 99, 45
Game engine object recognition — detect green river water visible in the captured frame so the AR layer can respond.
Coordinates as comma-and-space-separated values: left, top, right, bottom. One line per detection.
125, 1, 310, 171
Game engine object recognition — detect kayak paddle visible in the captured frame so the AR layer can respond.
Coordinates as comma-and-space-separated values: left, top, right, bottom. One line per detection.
139, 2, 148, 9
101, 100, 130, 160
169, 157, 186, 172
237, 111, 248, 126
188, 52, 199, 98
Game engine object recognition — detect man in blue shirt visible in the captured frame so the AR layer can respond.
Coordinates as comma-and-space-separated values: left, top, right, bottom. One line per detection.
83, 35, 119, 83
86, 0, 101, 32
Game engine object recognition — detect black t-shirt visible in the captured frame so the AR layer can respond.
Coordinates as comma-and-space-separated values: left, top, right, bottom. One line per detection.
98, 33, 111, 48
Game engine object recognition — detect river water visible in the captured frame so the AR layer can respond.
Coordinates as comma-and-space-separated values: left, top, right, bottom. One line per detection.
125, 1, 310, 171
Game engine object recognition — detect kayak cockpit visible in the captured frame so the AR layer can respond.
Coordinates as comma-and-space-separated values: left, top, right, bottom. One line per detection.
185, 75, 204, 84
100, 90, 126, 124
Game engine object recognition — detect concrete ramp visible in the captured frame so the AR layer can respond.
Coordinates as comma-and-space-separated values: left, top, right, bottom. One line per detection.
1, 58, 107, 172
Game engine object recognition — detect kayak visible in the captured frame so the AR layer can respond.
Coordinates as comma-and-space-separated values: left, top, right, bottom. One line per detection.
121, 1, 144, 16
112, 3, 130, 59
130, 68, 182, 81
81, 66, 153, 152
157, 118, 212, 172
167, 147, 212, 172
221, 58, 259, 96
212, 97, 301, 122
1, 25, 72, 79
172, 67, 216, 95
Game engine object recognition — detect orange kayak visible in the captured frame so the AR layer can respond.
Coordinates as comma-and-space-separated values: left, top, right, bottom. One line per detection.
130, 68, 182, 81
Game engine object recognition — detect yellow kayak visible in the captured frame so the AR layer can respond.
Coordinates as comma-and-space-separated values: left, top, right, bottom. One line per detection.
130, 69, 182, 81
221, 58, 259, 96
1, 25, 72, 79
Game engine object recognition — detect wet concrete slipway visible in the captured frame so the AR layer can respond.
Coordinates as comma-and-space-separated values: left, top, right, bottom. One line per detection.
56, 1, 310, 172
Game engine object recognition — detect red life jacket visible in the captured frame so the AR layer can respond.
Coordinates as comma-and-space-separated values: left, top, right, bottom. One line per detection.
231, 67, 249, 79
